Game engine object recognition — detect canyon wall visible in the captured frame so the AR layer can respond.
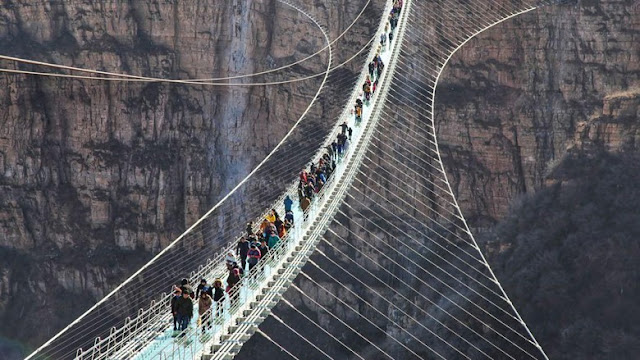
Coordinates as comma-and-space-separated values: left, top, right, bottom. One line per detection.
236, 0, 640, 359
435, 1, 640, 358
0, 0, 382, 354
1, 0, 638, 357
435, 0, 640, 227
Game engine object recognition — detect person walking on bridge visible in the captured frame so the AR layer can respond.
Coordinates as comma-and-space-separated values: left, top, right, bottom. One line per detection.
340, 121, 349, 135
259, 218, 271, 237
237, 236, 250, 271
246, 221, 254, 237
180, 280, 195, 300
247, 243, 262, 272
267, 230, 280, 250
226, 264, 241, 307
198, 292, 212, 334
266, 209, 277, 223
225, 251, 238, 267
284, 195, 293, 213
196, 278, 208, 300
175, 290, 193, 335
363, 79, 372, 101
213, 278, 224, 317
259, 239, 269, 259
171, 287, 182, 332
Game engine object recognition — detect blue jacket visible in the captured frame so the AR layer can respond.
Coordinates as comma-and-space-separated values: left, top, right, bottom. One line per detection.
267, 234, 280, 249
284, 196, 293, 212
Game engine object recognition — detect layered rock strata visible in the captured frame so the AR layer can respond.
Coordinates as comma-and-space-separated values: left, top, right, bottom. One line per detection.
435, 0, 640, 227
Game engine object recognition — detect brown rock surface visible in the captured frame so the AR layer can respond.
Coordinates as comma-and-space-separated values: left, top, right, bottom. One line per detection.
0, 0, 382, 353
234, 0, 640, 359
435, 0, 640, 227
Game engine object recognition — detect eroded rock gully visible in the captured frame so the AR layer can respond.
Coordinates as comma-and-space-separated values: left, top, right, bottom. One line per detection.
0, 0, 382, 353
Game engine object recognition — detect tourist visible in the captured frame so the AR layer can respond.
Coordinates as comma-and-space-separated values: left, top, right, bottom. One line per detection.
175, 290, 193, 334
198, 292, 212, 333
266, 209, 277, 223
259, 239, 269, 257
247, 244, 262, 271
195, 278, 208, 300
267, 230, 280, 250
180, 279, 195, 299
226, 263, 241, 307
171, 287, 182, 331
212, 278, 225, 316
237, 236, 250, 270
225, 251, 237, 267
259, 218, 270, 237
284, 195, 293, 212
340, 121, 349, 135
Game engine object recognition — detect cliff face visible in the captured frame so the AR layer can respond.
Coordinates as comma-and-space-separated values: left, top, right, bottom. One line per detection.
235, 0, 640, 359
433, 0, 640, 358
2, 0, 638, 357
435, 0, 640, 227
0, 0, 380, 354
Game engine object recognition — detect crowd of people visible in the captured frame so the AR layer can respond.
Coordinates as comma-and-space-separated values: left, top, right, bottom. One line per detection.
169, 205, 294, 336
167, 0, 403, 338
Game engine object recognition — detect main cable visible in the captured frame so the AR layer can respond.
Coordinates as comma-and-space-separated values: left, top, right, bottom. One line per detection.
0, 0, 375, 84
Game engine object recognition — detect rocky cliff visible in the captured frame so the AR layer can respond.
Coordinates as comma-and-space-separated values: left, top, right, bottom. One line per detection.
481, 151, 640, 360
434, 0, 640, 358
435, 0, 640, 227
0, 0, 382, 355
235, 0, 640, 359
2, 0, 638, 357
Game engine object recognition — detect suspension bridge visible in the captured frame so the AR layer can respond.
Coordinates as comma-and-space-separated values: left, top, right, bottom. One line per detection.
16, 0, 558, 358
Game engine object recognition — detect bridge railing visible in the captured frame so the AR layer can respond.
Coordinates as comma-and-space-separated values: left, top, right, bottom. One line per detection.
138, 137, 354, 360
74, 187, 301, 359
78, 109, 362, 359
142, 212, 303, 359
73, 1, 394, 357
107, 153, 343, 360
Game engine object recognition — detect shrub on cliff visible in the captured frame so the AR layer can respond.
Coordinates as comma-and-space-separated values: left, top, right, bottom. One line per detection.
484, 151, 640, 360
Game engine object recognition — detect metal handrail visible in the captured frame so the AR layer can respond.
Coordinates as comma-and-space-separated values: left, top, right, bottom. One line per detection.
131, 147, 345, 359
75, 1, 393, 357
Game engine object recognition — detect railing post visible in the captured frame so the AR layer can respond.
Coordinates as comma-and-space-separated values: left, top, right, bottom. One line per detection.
90, 337, 99, 360
118, 317, 129, 353
105, 327, 116, 354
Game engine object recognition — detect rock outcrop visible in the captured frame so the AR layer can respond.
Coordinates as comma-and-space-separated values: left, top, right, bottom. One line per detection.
435, 0, 640, 227
481, 151, 640, 360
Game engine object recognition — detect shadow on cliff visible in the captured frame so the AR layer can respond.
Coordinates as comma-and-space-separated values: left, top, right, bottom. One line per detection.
0, 244, 151, 358
481, 151, 640, 360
